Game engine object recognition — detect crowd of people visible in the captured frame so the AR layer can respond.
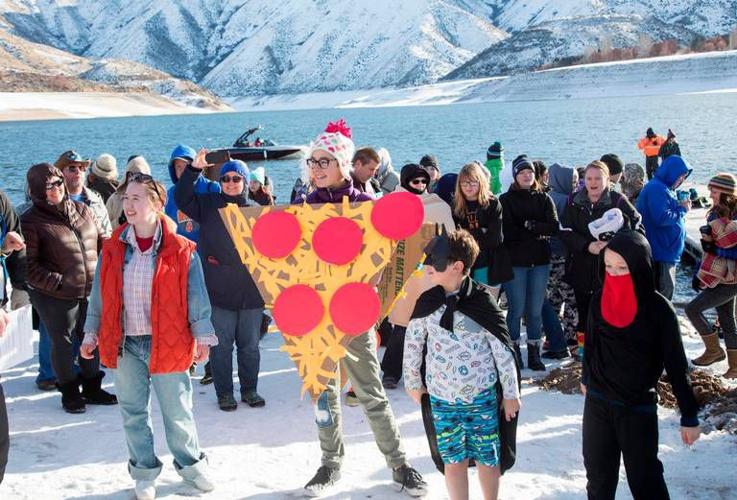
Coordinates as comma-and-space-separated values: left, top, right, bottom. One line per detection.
0, 120, 734, 500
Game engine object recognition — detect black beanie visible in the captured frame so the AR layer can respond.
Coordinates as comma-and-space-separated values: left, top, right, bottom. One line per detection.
487, 142, 503, 160
419, 154, 439, 171
600, 153, 624, 176
512, 154, 534, 179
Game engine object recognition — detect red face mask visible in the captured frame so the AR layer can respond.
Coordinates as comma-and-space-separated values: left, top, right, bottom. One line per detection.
601, 272, 637, 328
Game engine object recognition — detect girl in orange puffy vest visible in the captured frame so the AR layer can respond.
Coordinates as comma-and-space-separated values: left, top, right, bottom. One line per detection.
80, 174, 218, 500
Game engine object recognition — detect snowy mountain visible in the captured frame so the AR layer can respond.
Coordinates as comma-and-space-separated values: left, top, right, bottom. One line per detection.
445, 14, 699, 80
0, 17, 229, 109
0, 0, 508, 96
0, 0, 735, 97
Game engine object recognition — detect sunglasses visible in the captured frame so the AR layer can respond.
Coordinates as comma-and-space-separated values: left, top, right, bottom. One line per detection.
45, 179, 64, 191
125, 171, 164, 201
220, 175, 243, 184
410, 178, 428, 185
306, 157, 337, 170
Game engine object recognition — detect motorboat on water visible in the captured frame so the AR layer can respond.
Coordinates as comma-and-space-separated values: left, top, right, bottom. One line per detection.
214, 125, 307, 161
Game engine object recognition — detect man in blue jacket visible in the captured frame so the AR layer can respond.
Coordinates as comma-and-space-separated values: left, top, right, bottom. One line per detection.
165, 144, 221, 243
636, 155, 692, 300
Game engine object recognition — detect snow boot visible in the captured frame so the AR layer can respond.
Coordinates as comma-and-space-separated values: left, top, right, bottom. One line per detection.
527, 343, 546, 372
81, 372, 118, 405
723, 350, 737, 379
135, 479, 156, 500
304, 465, 341, 497
692, 333, 726, 366
58, 378, 86, 414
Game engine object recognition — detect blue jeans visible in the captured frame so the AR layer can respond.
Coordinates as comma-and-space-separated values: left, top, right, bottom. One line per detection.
115, 335, 207, 481
505, 265, 550, 343
542, 299, 567, 352
36, 321, 80, 384
209, 306, 263, 398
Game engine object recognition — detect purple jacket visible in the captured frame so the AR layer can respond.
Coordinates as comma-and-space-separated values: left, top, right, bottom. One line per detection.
302, 180, 375, 204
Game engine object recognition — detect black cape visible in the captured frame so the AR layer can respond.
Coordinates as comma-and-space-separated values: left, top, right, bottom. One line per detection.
411, 277, 521, 474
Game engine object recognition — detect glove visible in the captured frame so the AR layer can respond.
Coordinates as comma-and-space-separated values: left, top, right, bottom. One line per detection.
692, 275, 701, 292
700, 239, 716, 254
524, 220, 537, 232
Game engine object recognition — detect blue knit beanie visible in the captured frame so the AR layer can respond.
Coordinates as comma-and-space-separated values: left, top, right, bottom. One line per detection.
220, 160, 249, 179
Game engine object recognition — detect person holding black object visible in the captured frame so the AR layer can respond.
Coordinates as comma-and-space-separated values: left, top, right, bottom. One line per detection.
581, 229, 700, 500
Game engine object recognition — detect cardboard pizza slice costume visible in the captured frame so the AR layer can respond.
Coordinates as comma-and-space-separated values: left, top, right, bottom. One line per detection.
220, 192, 427, 398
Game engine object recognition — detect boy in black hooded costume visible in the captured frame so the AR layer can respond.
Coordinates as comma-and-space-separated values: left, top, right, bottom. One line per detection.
404, 229, 520, 500
581, 229, 700, 499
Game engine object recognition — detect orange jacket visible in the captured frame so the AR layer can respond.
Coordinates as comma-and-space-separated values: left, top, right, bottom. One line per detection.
97, 219, 197, 373
638, 135, 665, 157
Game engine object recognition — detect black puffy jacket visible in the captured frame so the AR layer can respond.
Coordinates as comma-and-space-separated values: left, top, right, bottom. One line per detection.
499, 188, 558, 268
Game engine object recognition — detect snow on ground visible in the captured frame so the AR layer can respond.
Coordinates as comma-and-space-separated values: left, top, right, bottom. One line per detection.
229, 50, 737, 112
2, 316, 736, 499
0, 92, 227, 122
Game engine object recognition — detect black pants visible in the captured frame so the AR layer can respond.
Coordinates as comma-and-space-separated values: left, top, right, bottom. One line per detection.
574, 290, 593, 333
583, 394, 670, 500
645, 156, 659, 180
0, 383, 8, 483
380, 324, 406, 381
29, 290, 99, 385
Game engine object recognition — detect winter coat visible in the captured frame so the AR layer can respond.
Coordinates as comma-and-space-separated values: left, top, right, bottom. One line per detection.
637, 135, 665, 157
582, 230, 698, 427
175, 166, 264, 311
560, 187, 642, 293
635, 155, 691, 264
303, 179, 375, 204
499, 188, 558, 268
547, 163, 576, 257
484, 158, 504, 195
351, 172, 381, 198
453, 198, 512, 285
0, 190, 26, 294
22, 163, 102, 300
165, 156, 221, 243
377, 167, 400, 195
78, 186, 112, 238
86, 174, 119, 204
86, 217, 214, 373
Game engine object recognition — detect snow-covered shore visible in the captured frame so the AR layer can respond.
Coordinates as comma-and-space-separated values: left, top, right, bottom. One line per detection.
230, 50, 737, 112
2, 316, 736, 499
0, 92, 232, 122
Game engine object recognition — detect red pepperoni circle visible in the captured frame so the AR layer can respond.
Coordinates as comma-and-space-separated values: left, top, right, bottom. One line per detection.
273, 285, 324, 337
329, 283, 381, 336
312, 217, 363, 265
252, 211, 301, 259
370, 191, 424, 240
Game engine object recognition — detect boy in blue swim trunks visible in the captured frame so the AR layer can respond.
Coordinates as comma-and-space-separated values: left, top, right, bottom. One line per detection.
404, 229, 521, 500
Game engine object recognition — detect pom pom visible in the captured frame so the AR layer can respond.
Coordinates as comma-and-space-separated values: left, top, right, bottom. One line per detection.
324, 119, 352, 139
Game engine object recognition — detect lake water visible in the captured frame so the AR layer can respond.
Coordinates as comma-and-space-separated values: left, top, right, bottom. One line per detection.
2, 93, 735, 303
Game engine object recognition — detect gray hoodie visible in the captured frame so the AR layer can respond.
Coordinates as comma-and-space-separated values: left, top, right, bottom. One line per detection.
548, 163, 576, 256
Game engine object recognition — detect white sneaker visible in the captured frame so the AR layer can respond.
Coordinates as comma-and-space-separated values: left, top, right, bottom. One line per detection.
186, 472, 215, 492
135, 479, 156, 500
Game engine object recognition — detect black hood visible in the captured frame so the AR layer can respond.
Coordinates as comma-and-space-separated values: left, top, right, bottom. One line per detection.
599, 229, 655, 301
400, 163, 431, 193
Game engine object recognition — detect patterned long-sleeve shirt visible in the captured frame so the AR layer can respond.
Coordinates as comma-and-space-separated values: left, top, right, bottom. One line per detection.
404, 305, 519, 403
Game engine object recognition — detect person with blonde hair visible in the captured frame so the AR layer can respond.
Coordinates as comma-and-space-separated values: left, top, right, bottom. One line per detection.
560, 160, 642, 359
82, 173, 217, 499
452, 162, 510, 289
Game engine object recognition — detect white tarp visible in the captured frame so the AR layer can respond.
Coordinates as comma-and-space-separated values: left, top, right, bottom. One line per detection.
0, 305, 34, 372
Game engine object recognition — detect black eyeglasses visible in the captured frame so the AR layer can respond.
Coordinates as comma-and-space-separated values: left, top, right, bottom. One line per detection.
220, 175, 243, 184
125, 171, 163, 201
45, 179, 64, 191
306, 158, 337, 170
